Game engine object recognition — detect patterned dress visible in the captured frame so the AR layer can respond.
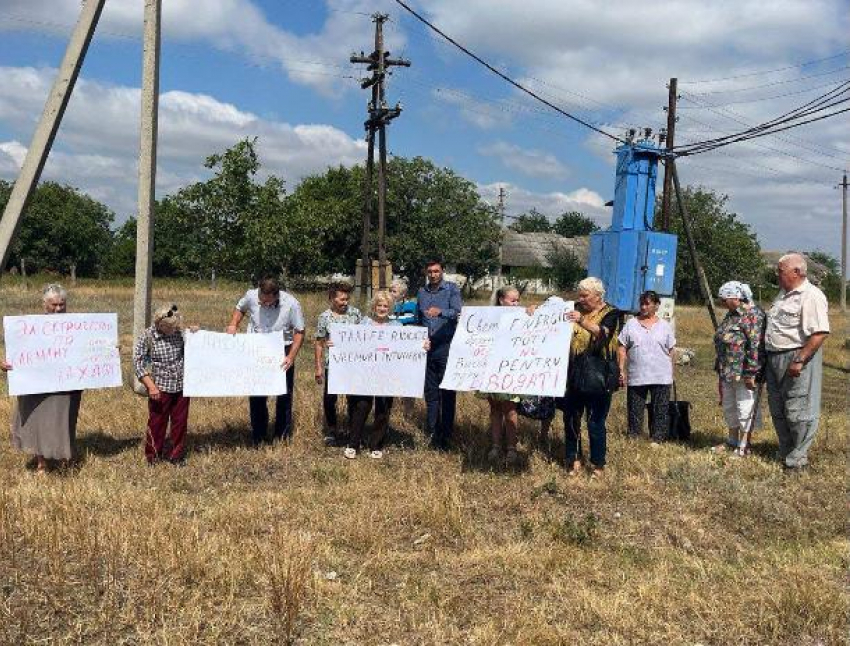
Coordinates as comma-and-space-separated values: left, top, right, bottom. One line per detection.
714, 305, 765, 382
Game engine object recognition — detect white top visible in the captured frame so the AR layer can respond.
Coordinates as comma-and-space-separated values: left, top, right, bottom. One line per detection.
618, 317, 676, 386
236, 289, 305, 345
765, 279, 829, 351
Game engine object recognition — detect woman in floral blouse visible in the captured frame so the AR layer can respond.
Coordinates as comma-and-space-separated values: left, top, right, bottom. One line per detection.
712, 281, 765, 455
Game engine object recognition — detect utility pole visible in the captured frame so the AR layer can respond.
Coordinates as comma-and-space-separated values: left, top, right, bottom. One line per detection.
0, 0, 106, 273
670, 158, 718, 328
132, 0, 162, 394
660, 78, 678, 232
841, 171, 848, 312
351, 13, 410, 297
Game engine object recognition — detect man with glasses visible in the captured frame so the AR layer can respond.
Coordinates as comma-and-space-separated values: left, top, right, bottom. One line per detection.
227, 275, 305, 445
764, 253, 830, 471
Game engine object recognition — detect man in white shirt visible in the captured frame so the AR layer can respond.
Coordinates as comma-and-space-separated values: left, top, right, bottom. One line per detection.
764, 253, 830, 470
227, 275, 305, 445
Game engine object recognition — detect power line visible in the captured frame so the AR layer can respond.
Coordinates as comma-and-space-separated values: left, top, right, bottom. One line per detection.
391, 0, 623, 143
674, 82, 850, 158
679, 49, 850, 84
676, 77, 850, 109
679, 91, 850, 164
687, 65, 850, 96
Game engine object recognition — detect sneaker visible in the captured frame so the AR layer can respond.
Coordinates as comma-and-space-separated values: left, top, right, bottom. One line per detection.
487, 446, 502, 463
505, 448, 520, 466
343, 447, 357, 460
369, 450, 383, 460
590, 467, 605, 480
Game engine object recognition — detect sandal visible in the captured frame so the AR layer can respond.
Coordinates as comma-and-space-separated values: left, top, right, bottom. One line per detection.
567, 460, 583, 477
343, 447, 357, 460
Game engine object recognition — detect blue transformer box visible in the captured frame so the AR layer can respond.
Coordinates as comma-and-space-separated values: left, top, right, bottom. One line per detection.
587, 139, 678, 313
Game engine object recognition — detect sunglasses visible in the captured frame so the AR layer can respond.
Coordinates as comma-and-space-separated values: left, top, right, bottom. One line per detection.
163, 304, 179, 318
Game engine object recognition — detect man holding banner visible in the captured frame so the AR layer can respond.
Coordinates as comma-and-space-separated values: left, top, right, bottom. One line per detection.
415, 259, 463, 451
227, 275, 305, 445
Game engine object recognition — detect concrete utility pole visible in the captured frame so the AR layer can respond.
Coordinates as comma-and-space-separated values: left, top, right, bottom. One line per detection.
660, 78, 678, 232
841, 171, 848, 312
351, 14, 410, 297
495, 186, 506, 288
133, 0, 162, 395
0, 0, 106, 273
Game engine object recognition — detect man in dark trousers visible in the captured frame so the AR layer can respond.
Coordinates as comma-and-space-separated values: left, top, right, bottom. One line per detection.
415, 258, 463, 450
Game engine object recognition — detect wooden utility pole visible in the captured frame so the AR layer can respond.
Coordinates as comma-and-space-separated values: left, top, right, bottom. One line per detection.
0, 0, 106, 273
351, 14, 410, 296
660, 78, 678, 232
132, 0, 162, 394
670, 158, 718, 328
841, 171, 848, 312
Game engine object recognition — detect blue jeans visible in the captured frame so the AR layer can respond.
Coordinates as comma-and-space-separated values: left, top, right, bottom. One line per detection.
563, 387, 612, 468
249, 362, 295, 443
424, 343, 456, 448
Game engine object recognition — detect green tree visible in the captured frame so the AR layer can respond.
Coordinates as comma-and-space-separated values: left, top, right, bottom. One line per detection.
546, 245, 586, 290
552, 211, 599, 237
508, 208, 551, 233
0, 180, 114, 276
659, 186, 762, 302
806, 250, 847, 302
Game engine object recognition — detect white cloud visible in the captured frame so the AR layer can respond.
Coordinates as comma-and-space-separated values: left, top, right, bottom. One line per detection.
430, 88, 514, 129
478, 141, 570, 179
1, 0, 404, 96
0, 66, 366, 219
478, 181, 609, 225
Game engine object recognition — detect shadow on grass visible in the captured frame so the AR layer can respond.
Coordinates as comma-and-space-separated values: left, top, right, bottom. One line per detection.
77, 431, 139, 458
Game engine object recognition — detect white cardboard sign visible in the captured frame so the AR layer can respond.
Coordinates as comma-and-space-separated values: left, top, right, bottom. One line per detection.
439, 306, 503, 391
327, 324, 428, 397
3, 313, 122, 396
183, 331, 288, 397
441, 299, 574, 397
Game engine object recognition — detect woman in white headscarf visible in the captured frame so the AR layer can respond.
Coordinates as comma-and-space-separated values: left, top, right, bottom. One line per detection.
712, 280, 766, 455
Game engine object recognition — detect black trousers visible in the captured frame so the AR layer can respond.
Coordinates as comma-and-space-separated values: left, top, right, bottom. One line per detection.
249, 363, 295, 443
424, 343, 456, 449
348, 396, 393, 451
322, 367, 353, 431
626, 384, 670, 441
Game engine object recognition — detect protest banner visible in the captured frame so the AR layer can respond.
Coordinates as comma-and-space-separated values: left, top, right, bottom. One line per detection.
481, 300, 574, 397
183, 331, 288, 397
328, 324, 428, 397
441, 300, 574, 396
3, 313, 122, 396
439, 306, 503, 391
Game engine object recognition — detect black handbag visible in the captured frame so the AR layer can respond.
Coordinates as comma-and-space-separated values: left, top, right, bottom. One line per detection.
571, 352, 620, 395
518, 396, 556, 421
647, 382, 691, 441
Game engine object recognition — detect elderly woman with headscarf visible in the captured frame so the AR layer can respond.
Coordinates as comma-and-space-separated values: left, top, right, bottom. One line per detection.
1, 284, 81, 473
133, 304, 196, 465
712, 280, 766, 455
561, 277, 623, 478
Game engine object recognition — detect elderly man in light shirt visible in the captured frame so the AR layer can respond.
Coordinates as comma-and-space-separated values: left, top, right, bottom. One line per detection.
227, 275, 305, 445
764, 253, 830, 470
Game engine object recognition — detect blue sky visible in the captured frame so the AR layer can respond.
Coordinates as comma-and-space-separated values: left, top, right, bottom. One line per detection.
1, 0, 848, 258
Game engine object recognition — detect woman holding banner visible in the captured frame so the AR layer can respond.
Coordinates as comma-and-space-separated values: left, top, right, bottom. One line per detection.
561, 277, 622, 479
479, 286, 523, 466
340, 290, 430, 460
133, 304, 193, 466
1, 284, 81, 473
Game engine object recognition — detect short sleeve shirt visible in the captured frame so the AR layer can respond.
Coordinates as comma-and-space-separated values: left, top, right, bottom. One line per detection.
617, 317, 676, 386
765, 279, 830, 351
236, 289, 305, 345
316, 307, 363, 367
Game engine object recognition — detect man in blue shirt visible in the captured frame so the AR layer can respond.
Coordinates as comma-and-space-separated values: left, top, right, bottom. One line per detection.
415, 258, 463, 450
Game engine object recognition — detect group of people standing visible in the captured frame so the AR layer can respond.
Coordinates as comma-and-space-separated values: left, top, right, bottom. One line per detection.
1, 253, 830, 476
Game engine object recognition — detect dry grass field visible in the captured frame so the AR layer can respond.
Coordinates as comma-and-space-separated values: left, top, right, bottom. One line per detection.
0, 278, 847, 645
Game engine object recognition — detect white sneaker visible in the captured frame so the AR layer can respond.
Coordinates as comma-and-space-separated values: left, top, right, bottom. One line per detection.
343, 447, 357, 459
369, 450, 383, 459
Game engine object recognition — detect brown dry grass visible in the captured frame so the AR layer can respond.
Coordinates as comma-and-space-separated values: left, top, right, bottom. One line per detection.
0, 277, 847, 645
